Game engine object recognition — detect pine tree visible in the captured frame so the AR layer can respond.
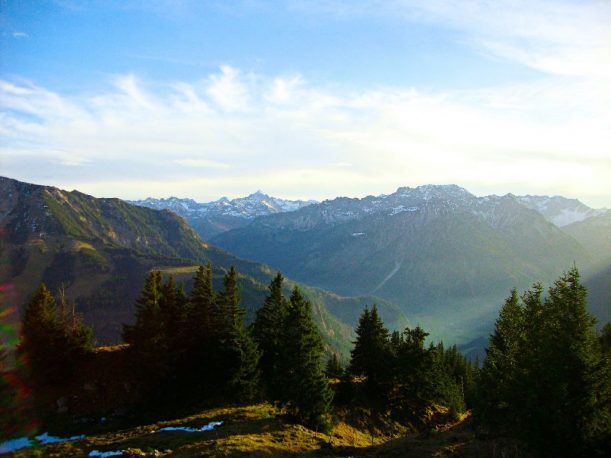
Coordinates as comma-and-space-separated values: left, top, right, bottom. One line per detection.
391, 326, 449, 420
19, 284, 61, 387
19, 284, 92, 388
216, 266, 260, 401
349, 305, 391, 403
159, 274, 186, 351
183, 264, 216, 390
282, 287, 333, 430
477, 269, 611, 456
252, 273, 290, 398
123, 270, 170, 387
187, 264, 216, 346
476, 288, 525, 433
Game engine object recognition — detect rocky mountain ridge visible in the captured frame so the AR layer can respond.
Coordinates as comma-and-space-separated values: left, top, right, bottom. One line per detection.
211, 184, 610, 344
0, 176, 405, 351
130, 192, 316, 239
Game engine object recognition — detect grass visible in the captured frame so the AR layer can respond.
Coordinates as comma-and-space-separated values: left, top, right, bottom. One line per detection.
6, 404, 478, 457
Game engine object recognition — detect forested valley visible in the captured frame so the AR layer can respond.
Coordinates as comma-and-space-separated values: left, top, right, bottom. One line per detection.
1, 265, 609, 457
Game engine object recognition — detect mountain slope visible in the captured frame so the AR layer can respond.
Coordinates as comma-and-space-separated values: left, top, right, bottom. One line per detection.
130, 192, 316, 240
0, 177, 402, 353
212, 185, 593, 343
515, 194, 606, 227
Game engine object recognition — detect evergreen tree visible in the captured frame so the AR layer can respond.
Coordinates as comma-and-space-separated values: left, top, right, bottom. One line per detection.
216, 266, 260, 401
19, 284, 92, 388
159, 274, 186, 351
183, 264, 216, 390
186, 264, 216, 347
349, 305, 392, 403
477, 268, 611, 457
123, 270, 170, 386
476, 288, 525, 432
390, 326, 452, 420
252, 273, 290, 398
282, 287, 333, 430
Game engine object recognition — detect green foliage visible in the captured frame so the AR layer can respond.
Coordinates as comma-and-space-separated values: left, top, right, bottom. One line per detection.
215, 266, 261, 402
476, 267, 611, 457
252, 273, 290, 398
349, 305, 392, 403
19, 284, 93, 389
122, 271, 170, 387
282, 287, 333, 430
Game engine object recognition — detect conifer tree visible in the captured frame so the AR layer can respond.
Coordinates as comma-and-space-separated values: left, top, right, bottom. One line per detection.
349, 305, 391, 403
391, 326, 447, 419
216, 266, 260, 401
183, 264, 216, 390
282, 287, 333, 430
252, 273, 290, 397
476, 288, 525, 432
123, 270, 169, 384
19, 284, 60, 386
477, 268, 611, 456
159, 274, 186, 351
19, 284, 92, 388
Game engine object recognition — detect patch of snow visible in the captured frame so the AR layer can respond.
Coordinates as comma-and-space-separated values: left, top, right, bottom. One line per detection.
155, 420, 223, 433
88, 450, 124, 457
0, 437, 32, 453
389, 206, 418, 216
551, 208, 593, 227
36, 432, 85, 444
0, 432, 85, 453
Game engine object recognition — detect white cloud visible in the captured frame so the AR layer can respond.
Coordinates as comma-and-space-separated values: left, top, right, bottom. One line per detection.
12, 32, 29, 38
206, 65, 250, 112
1, 64, 610, 207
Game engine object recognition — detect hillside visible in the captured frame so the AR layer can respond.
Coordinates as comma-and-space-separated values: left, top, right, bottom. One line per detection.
1, 403, 479, 457
0, 177, 404, 353
212, 185, 600, 343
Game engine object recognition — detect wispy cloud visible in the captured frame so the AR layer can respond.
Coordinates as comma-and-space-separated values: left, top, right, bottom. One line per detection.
12, 32, 29, 38
291, 0, 611, 78
1, 64, 610, 205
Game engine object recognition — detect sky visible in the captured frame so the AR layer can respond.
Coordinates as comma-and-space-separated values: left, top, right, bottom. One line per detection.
1, 0, 610, 207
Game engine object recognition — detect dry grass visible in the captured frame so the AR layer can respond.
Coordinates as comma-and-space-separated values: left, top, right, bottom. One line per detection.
7, 404, 477, 457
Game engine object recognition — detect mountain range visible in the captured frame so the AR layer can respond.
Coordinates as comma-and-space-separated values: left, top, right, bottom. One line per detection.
210, 185, 610, 344
2, 177, 609, 358
0, 177, 407, 354
130, 192, 315, 239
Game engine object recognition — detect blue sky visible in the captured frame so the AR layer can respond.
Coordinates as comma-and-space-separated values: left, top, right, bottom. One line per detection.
1, 0, 610, 206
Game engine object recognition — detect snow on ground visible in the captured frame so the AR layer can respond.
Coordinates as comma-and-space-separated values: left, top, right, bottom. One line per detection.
0, 421, 224, 455
88, 451, 124, 457
155, 420, 223, 433
0, 433, 85, 453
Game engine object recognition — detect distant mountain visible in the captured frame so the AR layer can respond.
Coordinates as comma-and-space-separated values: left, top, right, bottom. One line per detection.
561, 210, 611, 265
130, 192, 316, 239
212, 184, 602, 344
515, 194, 606, 227
0, 177, 403, 353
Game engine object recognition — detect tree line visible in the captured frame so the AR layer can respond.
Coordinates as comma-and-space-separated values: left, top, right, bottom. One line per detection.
5, 264, 610, 455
